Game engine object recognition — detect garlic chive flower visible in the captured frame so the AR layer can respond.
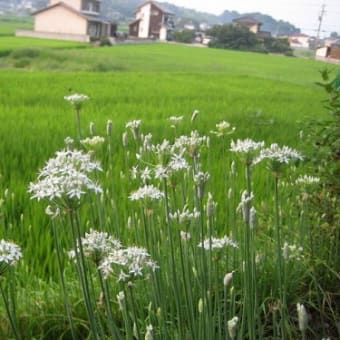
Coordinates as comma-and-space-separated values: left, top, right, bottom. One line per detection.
28, 149, 102, 203
174, 131, 208, 158
198, 235, 239, 250
254, 143, 303, 172
282, 242, 304, 261
194, 171, 210, 198
126, 120, 141, 140
295, 175, 320, 185
168, 115, 183, 126
211, 121, 235, 137
236, 190, 254, 223
230, 139, 265, 164
145, 324, 153, 340
169, 206, 200, 224
99, 246, 158, 281
64, 93, 89, 110
223, 271, 234, 287
227, 316, 239, 339
296, 303, 308, 332
81, 136, 105, 148
129, 184, 164, 201
0, 240, 22, 274
191, 110, 199, 122
70, 229, 121, 265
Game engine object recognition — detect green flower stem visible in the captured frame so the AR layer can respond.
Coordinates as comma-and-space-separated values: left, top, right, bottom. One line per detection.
163, 178, 184, 339
244, 163, 256, 340
51, 219, 76, 339
274, 175, 286, 338
0, 279, 20, 340
97, 270, 120, 339
76, 108, 82, 141
128, 284, 141, 340
69, 211, 99, 340
179, 236, 197, 339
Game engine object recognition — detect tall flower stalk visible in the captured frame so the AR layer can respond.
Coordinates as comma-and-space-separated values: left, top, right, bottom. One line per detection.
29, 148, 103, 339
64, 93, 89, 141
255, 143, 303, 338
0, 239, 23, 340
231, 138, 263, 339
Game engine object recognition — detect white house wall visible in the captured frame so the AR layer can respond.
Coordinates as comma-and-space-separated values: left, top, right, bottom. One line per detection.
136, 3, 151, 38
35, 6, 87, 35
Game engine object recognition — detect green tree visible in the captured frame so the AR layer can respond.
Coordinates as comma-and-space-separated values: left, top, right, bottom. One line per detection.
207, 24, 258, 51
173, 30, 195, 44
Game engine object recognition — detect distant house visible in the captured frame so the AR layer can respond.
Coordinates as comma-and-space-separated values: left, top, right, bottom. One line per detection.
316, 39, 340, 61
289, 34, 310, 49
233, 16, 262, 34
16, 0, 117, 42
129, 1, 174, 41
232, 16, 271, 37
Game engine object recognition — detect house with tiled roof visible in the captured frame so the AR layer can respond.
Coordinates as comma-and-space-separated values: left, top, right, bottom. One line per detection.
232, 16, 271, 38
129, 1, 174, 41
17, 0, 117, 42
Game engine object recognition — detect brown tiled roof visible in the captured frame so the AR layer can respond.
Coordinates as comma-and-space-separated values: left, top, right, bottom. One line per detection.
32, 1, 85, 19
233, 16, 262, 26
136, 1, 173, 15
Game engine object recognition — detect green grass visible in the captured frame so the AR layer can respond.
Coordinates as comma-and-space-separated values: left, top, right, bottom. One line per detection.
0, 15, 33, 36
0, 37, 339, 339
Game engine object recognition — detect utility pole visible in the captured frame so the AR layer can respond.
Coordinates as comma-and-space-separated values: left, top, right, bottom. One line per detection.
315, 2, 326, 49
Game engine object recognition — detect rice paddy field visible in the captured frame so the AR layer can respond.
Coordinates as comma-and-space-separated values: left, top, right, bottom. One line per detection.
0, 33, 339, 339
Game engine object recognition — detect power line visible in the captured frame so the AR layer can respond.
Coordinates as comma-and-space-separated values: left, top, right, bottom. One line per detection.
316, 2, 326, 46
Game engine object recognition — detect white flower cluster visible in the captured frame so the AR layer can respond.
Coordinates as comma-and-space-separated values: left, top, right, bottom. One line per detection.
168, 153, 190, 172
126, 120, 141, 140
70, 229, 121, 263
99, 246, 158, 281
282, 242, 304, 261
230, 138, 265, 154
64, 93, 89, 110
296, 303, 308, 332
81, 136, 105, 147
169, 206, 200, 224
211, 121, 235, 137
129, 184, 164, 201
174, 130, 208, 157
29, 149, 102, 202
295, 175, 320, 185
64, 93, 89, 104
0, 239, 22, 270
168, 116, 183, 124
198, 235, 239, 250
227, 316, 239, 339
254, 143, 303, 165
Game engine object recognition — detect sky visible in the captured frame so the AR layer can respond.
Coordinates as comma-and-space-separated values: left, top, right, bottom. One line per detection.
165, 0, 340, 37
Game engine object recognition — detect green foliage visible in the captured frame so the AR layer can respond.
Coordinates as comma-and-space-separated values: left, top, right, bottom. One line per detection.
262, 37, 292, 54
10, 47, 41, 59
99, 37, 112, 46
173, 29, 195, 44
208, 24, 292, 54
208, 24, 258, 51
307, 69, 340, 195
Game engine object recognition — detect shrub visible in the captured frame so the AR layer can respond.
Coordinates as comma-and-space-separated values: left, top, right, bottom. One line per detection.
10, 48, 40, 59
13, 57, 31, 68
99, 37, 112, 47
173, 30, 195, 44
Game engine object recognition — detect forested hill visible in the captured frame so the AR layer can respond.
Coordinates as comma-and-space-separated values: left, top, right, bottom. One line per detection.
1, 0, 301, 35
